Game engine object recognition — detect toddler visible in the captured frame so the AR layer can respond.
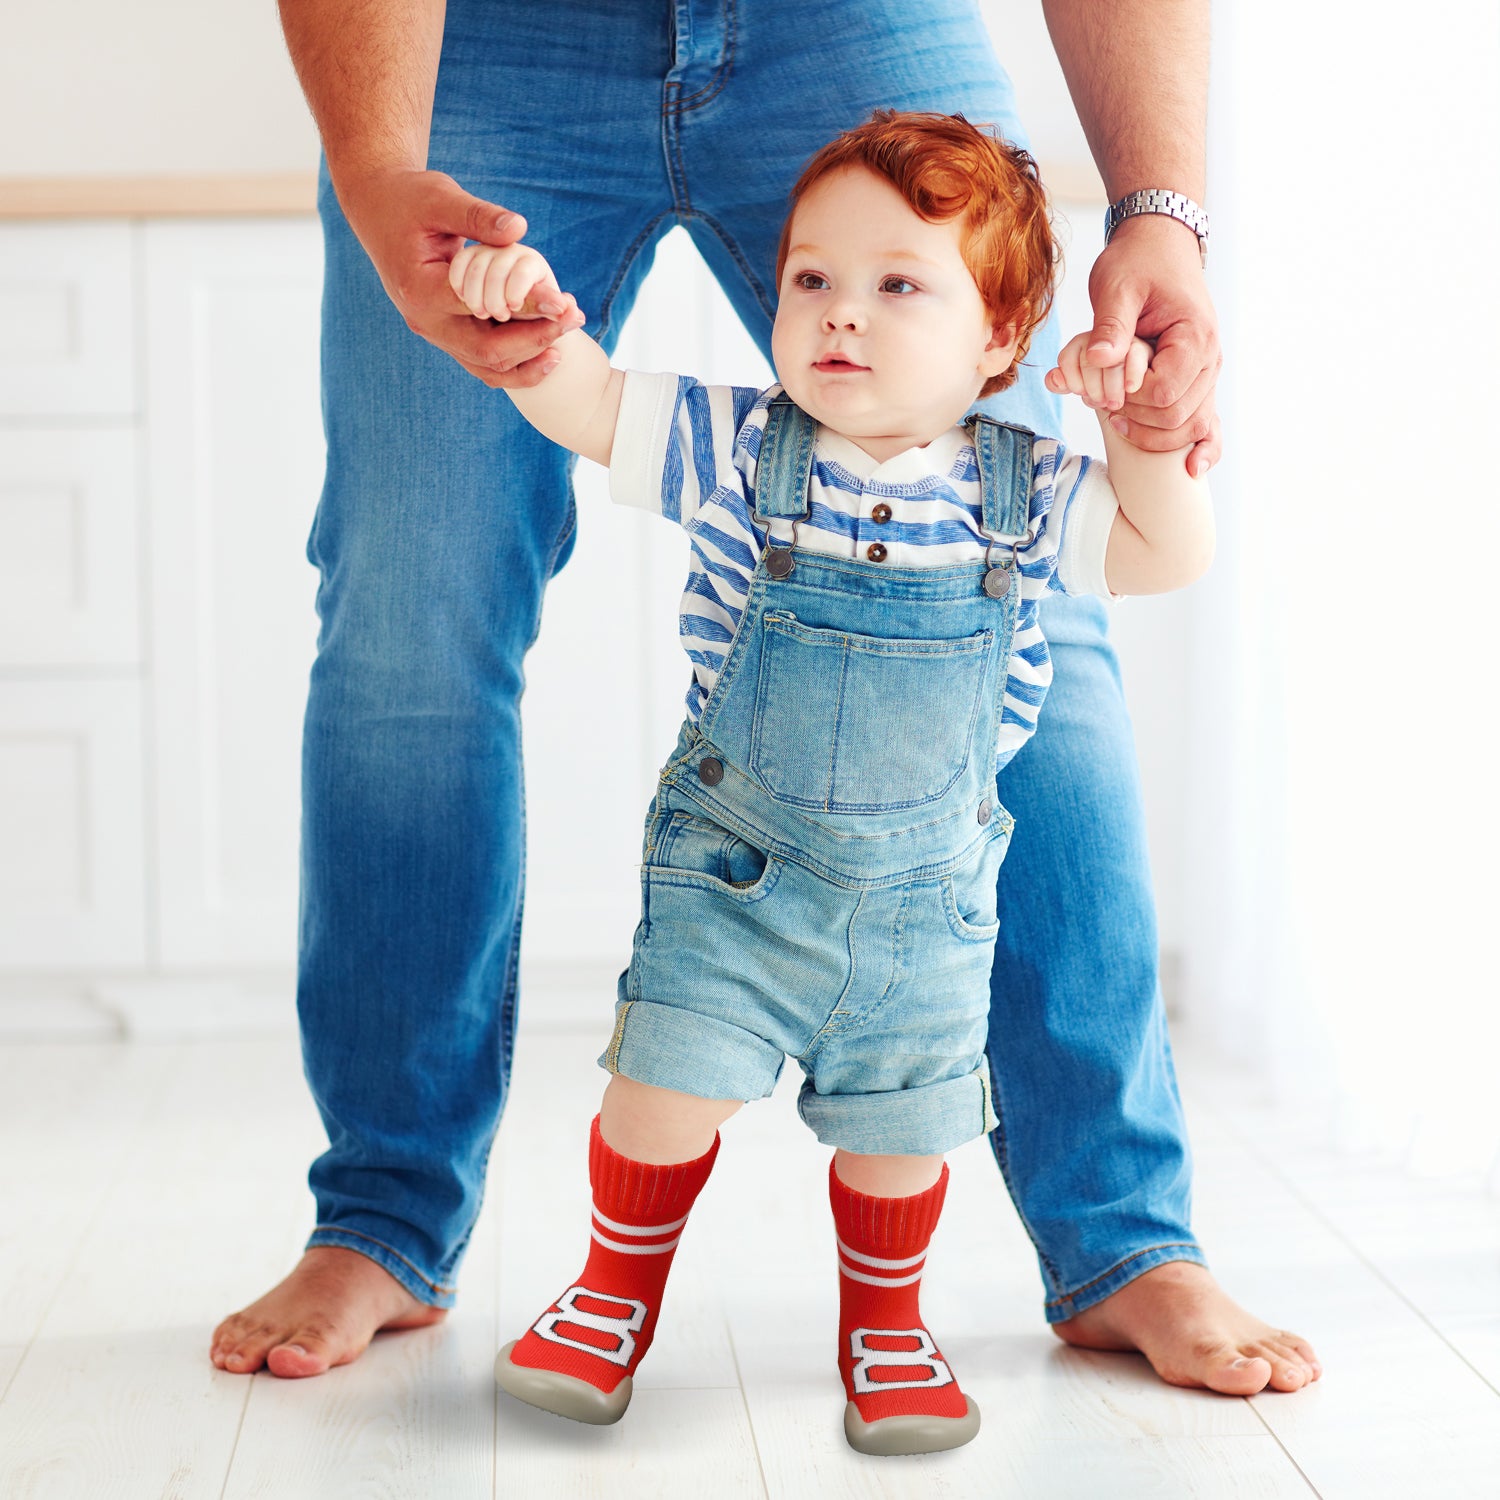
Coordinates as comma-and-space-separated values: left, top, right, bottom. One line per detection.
448, 110, 1212, 1455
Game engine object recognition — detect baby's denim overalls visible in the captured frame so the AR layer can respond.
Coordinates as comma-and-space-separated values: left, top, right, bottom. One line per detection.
602, 396, 1036, 1157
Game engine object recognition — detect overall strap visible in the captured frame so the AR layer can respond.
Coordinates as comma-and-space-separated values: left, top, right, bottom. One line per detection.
968, 415, 1035, 539
752, 393, 819, 522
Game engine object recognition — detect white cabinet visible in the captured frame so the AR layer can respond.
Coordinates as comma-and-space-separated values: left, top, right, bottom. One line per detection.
0, 223, 147, 969
0, 216, 765, 986
142, 220, 323, 966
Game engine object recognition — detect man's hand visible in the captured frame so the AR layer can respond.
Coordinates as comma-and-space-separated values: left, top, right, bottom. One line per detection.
1080, 214, 1221, 477
337, 167, 584, 388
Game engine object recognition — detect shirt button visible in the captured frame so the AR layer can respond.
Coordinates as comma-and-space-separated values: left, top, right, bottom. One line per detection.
866, 542, 888, 562
871, 503, 892, 524
698, 757, 724, 786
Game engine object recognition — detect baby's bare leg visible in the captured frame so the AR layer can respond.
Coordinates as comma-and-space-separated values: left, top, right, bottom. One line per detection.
832, 1149, 944, 1196
599, 1073, 743, 1162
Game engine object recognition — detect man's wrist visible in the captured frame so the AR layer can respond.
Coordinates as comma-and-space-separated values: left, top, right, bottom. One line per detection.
1105, 189, 1209, 267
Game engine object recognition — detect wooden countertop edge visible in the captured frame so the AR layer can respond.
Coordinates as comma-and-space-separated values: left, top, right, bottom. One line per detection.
0, 174, 320, 218
0, 161, 1105, 218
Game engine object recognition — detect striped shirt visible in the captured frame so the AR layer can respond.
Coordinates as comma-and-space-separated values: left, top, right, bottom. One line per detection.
609, 373, 1120, 769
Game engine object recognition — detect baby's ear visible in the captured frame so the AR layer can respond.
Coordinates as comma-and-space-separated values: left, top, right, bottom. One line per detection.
980, 321, 1019, 379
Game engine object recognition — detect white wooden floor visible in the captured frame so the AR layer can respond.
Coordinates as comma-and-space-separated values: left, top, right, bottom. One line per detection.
0, 1003, 1497, 1499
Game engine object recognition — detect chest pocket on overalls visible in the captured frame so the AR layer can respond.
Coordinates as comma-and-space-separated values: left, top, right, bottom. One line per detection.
749, 611, 993, 814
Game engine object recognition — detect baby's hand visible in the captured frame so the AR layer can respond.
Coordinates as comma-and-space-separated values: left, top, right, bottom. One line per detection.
448, 240, 577, 323
1045, 332, 1152, 413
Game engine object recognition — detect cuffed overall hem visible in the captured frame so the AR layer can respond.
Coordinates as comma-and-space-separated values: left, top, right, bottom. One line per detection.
797, 1064, 998, 1156
1042, 1241, 1209, 1326
599, 999, 785, 1102
306, 1224, 459, 1310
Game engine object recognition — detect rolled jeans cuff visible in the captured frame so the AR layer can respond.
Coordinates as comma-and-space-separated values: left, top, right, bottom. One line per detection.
1043, 1241, 1209, 1325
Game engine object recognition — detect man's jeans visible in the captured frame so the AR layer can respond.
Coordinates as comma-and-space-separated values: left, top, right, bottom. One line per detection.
300, 0, 1205, 1317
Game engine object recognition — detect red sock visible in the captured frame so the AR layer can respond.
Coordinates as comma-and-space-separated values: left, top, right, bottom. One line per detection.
507, 1116, 719, 1394
830, 1160, 970, 1426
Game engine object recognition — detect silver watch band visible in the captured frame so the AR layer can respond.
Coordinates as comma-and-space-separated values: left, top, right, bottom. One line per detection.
1104, 189, 1209, 267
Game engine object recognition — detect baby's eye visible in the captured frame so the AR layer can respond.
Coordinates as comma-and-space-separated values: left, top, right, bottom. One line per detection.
793, 271, 829, 291
880, 276, 919, 295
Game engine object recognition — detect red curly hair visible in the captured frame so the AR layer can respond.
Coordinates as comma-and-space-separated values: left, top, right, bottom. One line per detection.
775, 110, 1058, 396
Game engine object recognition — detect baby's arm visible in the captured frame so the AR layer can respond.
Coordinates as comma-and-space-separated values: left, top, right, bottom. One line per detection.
449, 242, 623, 467
1049, 334, 1215, 595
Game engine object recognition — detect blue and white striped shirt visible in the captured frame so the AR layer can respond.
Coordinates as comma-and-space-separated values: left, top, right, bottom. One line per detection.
609, 373, 1119, 768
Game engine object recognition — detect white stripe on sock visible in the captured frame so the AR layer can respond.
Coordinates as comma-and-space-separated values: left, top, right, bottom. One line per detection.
591, 1227, 683, 1255
836, 1236, 928, 1271
839, 1262, 926, 1289
591, 1207, 692, 1236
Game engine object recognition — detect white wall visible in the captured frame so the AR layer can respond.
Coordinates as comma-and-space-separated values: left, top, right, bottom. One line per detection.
0, 3, 316, 176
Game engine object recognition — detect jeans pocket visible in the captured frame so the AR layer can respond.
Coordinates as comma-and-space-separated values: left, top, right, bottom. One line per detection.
940, 818, 1013, 942
648, 810, 778, 902
750, 612, 992, 813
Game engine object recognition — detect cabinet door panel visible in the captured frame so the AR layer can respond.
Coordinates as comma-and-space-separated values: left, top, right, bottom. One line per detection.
0, 428, 141, 667
143, 219, 323, 966
0, 680, 146, 966
0, 223, 136, 416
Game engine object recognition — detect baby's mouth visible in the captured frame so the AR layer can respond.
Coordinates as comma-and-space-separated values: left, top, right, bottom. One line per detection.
814, 356, 870, 373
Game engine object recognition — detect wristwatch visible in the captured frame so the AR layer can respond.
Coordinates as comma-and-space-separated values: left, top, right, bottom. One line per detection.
1104, 189, 1209, 267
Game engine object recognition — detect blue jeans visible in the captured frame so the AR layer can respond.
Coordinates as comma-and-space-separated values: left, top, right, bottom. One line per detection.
300, 0, 1204, 1317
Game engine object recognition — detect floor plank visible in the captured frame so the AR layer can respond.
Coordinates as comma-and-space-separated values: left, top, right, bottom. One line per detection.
0, 1015, 1496, 1499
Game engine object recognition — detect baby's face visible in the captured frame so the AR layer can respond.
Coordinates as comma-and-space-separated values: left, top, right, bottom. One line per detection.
772, 166, 1016, 462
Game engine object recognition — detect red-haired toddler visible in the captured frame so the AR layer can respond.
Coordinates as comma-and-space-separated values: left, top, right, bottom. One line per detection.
449, 110, 1213, 1455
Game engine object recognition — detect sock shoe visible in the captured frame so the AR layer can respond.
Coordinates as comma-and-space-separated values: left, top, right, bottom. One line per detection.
830, 1160, 981, 1455
495, 1114, 719, 1424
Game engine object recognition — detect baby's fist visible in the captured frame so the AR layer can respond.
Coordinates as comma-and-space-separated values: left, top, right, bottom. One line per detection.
1045, 333, 1152, 412
449, 241, 570, 322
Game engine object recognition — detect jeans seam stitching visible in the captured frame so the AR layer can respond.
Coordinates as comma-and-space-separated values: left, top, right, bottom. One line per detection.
1044, 1243, 1206, 1310
675, 208, 776, 325
594, 212, 674, 349
672, 0, 739, 112
311, 1225, 455, 1297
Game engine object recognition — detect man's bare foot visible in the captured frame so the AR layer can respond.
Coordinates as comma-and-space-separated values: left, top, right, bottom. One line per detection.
211, 1247, 448, 1378
1053, 1261, 1321, 1395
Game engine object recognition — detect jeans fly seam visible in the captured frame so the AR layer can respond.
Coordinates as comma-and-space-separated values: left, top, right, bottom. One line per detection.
668, 0, 739, 113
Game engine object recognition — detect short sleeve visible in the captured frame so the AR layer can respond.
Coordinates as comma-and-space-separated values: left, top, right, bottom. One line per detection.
608, 371, 764, 527
1029, 440, 1120, 600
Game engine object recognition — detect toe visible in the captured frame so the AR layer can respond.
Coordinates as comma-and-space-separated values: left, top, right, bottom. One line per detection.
264, 1320, 346, 1379
1202, 1350, 1273, 1396
1256, 1345, 1310, 1391
265, 1340, 336, 1378
215, 1321, 279, 1375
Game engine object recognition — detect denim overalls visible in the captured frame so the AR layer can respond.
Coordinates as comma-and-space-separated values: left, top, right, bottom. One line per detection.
602, 395, 1036, 1157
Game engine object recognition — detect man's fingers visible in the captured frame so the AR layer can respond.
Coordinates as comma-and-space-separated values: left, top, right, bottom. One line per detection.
444, 309, 579, 382
1188, 414, 1222, 477
1135, 326, 1218, 412
1110, 393, 1216, 455
1120, 359, 1216, 432
1085, 306, 1141, 367
461, 196, 526, 247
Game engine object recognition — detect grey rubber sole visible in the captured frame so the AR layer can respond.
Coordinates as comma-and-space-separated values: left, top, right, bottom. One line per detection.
494, 1340, 633, 1426
844, 1394, 981, 1455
